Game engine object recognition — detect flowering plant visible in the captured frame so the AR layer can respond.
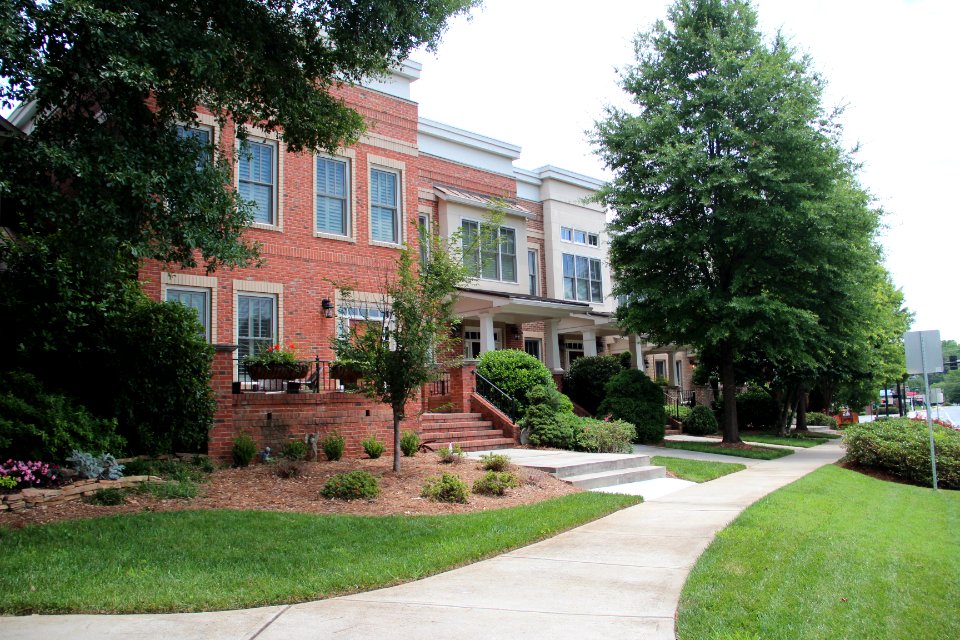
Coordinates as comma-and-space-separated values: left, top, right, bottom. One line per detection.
242, 343, 300, 367
0, 459, 60, 489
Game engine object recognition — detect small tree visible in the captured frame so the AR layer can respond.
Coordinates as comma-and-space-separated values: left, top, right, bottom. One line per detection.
333, 231, 468, 472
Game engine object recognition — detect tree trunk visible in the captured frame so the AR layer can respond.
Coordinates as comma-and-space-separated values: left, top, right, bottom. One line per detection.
392, 411, 401, 473
719, 344, 741, 444
795, 389, 809, 432
776, 385, 798, 437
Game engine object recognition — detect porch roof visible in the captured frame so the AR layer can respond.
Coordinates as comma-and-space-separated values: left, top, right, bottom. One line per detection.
434, 185, 532, 218
455, 287, 589, 324
558, 310, 624, 337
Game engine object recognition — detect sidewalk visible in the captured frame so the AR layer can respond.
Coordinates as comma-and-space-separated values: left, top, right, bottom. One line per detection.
0, 442, 845, 640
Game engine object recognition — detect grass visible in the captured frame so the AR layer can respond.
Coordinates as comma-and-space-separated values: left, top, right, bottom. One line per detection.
0, 492, 639, 614
677, 465, 960, 640
651, 456, 746, 483
663, 441, 794, 460
738, 433, 827, 448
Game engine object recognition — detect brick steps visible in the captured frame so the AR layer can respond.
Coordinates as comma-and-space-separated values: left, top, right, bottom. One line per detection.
418, 412, 514, 452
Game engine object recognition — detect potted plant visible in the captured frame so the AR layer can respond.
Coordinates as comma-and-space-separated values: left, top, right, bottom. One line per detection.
242, 344, 309, 381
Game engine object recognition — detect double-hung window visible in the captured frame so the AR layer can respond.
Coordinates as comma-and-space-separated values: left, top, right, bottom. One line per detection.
238, 140, 276, 225
528, 249, 538, 296
167, 288, 210, 341
176, 125, 212, 169
418, 214, 429, 265
237, 294, 275, 365
462, 220, 517, 282
562, 253, 603, 303
370, 168, 399, 243
316, 156, 349, 236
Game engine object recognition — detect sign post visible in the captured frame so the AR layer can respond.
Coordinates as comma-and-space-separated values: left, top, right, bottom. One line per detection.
904, 330, 943, 491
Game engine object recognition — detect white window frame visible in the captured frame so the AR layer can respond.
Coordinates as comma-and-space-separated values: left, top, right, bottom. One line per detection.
235, 128, 284, 231
161, 272, 217, 343
527, 248, 539, 296
462, 218, 518, 283
560, 226, 600, 247
562, 253, 604, 303
524, 338, 542, 362
367, 155, 406, 247
418, 212, 430, 265
166, 286, 211, 342
463, 328, 502, 360
314, 150, 355, 240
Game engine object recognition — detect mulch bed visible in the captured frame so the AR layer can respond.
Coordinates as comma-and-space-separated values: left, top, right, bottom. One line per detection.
0, 454, 581, 529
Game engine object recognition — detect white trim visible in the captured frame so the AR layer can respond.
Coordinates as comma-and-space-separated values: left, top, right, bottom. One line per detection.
313, 148, 356, 242
162, 273, 218, 342
367, 154, 406, 246
235, 127, 284, 231
460, 216, 519, 284
233, 280, 284, 352
417, 118, 521, 159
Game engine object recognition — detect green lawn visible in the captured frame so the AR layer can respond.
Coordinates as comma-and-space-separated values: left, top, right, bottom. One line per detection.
677, 465, 960, 640
663, 441, 794, 460
739, 433, 827, 448
0, 492, 639, 614
650, 456, 746, 483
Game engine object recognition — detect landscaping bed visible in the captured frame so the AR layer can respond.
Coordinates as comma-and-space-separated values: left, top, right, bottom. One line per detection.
0, 453, 580, 529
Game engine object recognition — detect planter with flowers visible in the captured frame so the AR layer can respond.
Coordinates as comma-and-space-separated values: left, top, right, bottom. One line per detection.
242, 344, 310, 381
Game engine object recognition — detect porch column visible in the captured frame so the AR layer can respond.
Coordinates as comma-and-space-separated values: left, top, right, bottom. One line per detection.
479, 312, 496, 355
582, 329, 597, 357
668, 351, 676, 385
544, 319, 562, 373
628, 334, 643, 370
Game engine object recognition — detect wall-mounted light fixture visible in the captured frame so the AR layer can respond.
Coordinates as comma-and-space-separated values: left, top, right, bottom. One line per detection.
321, 298, 335, 319
511, 325, 522, 341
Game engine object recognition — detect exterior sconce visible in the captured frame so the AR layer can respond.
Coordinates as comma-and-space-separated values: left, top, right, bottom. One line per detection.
321, 298, 335, 319
511, 325, 522, 341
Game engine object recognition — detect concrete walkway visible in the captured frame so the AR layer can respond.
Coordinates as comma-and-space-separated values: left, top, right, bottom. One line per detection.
0, 442, 845, 640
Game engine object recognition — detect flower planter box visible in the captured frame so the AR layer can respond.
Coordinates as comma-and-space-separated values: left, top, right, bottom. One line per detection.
245, 362, 310, 381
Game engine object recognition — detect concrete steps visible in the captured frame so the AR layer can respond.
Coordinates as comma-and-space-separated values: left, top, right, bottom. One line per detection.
419, 413, 514, 452
523, 452, 667, 490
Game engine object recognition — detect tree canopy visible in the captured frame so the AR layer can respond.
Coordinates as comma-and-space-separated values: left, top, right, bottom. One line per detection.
595, 0, 900, 442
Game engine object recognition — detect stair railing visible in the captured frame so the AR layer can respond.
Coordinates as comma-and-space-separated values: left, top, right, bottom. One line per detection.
472, 370, 521, 423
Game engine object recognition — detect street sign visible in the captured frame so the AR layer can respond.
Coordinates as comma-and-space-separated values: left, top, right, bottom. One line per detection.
905, 330, 943, 374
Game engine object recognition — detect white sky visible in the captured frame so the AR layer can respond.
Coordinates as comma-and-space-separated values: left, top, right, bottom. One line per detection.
412, 0, 959, 341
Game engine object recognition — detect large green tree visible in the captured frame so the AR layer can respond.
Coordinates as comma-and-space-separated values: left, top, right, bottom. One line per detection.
595, 0, 869, 444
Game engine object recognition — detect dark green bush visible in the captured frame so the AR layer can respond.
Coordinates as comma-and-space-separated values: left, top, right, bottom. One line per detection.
843, 418, 959, 489
232, 434, 257, 467
320, 470, 380, 500
665, 404, 693, 422
420, 472, 469, 503
361, 435, 385, 459
104, 298, 215, 455
400, 430, 420, 457
597, 369, 666, 444
806, 412, 838, 429
436, 444, 465, 464
0, 371, 124, 462
476, 349, 553, 410
719, 388, 778, 430
123, 457, 212, 483
472, 470, 520, 496
523, 404, 576, 449
132, 479, 198, 499
86, 487, 126, 506
281, 439, 307, 461
321, 432, 345, 461
562, 355, 624, 414
684, 405, 719, 436
575, 417, 636, 453
479, 453, 511, 472
525, 384, 574, 415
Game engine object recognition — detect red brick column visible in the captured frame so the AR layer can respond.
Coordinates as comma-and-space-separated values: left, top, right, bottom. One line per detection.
447, 364, 476, 414
208, 344, 238, 460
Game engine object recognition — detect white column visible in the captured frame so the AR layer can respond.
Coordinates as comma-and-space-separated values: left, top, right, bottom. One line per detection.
582, 329, 597, 357
544, 319, 562, 373
479, 313, 496, 355
628, 334, 643, 370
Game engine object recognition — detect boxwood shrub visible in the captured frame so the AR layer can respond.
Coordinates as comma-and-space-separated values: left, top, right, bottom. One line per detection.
476, 349, 553, 411
597, 369, 666, 444
806, 412, 839, 428
843, 418, 959, 489
683, 405, 719, 436
562, 355, 624, 414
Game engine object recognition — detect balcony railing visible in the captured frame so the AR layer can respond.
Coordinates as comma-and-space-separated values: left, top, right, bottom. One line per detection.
233, 357, 344, 393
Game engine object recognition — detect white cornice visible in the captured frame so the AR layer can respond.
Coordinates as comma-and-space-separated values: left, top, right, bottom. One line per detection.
531, 165, 606, 190
418, 118, 521, 160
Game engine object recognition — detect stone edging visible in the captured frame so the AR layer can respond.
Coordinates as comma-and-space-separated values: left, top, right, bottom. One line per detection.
0, 476, 164, 512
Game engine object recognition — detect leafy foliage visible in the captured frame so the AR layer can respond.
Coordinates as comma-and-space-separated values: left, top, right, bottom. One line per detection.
562, 355, 624, 414
0, 370, 123, 462
86, 488, 126, 506
361, 435, 385, 459
521, 385, 577, 449
320, 432, 345, 462
723, 388, 779, 431
420, 472, 469, 503
598, 370, 666, 444
66, 451, 124, 480
472, 471, 520, 496
806, 412, 839, 429
476, 349, 554, 412
231, 434, 257, 468
843, 418, 959, 489
575, 418, 636, 453
399, 430, 421, 457
320, 471, 380, 501
479, 453, 511, 472
436, 444, 465, 464
684, 405, 719, 436
281, 439, 308, 461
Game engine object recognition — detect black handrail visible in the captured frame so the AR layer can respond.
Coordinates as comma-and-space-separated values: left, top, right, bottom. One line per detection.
473, 370, 521, 423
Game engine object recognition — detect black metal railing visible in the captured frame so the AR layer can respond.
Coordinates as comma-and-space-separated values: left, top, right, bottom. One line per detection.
473, 370, 520, 423
664, 388, 696, 419
233, 356, 344, 393
428, 370, 451, 397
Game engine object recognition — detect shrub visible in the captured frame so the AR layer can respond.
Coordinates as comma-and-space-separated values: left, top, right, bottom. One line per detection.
320, 470, 380, 500
597, 369, 666, 444
361, 435, 385, 459
0, 476, 18, 490
132, 479, 198, 500
718, 387, 778, 430
232, 434, 257, 467
273, 459, 305, 479
684, 405, 719, 436
436, 444, 465, 464
86, 487, 126, 506
420, 472, 469, 503
0, 370, 124, 463
843, 418, 960, 489
562, 355, 624, 414
321, 432, 345, 461
472, 470, 520, 496
0, 459, 62, 488
526, 384, 574, 415
807, 412, 839, 428
524, 404, 577, 449
576, 417, 636, 453
123, 457, 212, 483
479, 453, 511, 472
400, 430, 421, 457
281, 439, 308, 461
66, 450, 124, 480
665, 404, 693, 422
475, 349, 553, 411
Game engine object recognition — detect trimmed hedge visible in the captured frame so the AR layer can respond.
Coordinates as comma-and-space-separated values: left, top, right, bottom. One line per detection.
597, 369, 666, 444
843, 418, 959, 489
562, 355, 624, 414
717, 388, 779, 430
807, 412, 839, 429
684, 405, 719, 436
476, 349, 553, 411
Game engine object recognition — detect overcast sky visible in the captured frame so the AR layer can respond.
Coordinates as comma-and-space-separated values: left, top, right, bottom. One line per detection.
412, 0, 959, 342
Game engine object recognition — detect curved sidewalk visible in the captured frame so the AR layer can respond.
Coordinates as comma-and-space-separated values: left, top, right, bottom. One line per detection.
0, 441, 844, 640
